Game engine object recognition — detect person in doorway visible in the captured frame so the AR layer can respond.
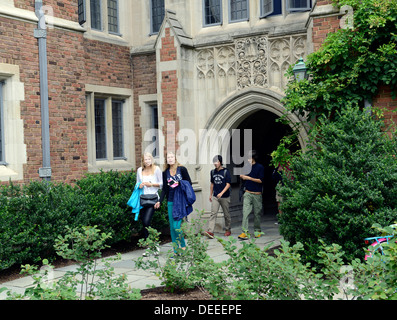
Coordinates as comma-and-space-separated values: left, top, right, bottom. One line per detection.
205, 155, 232, 239
238, 150, 264, 240
136, 153, 163, 240
272, 162, 292, 215
272, 164, 283, 215
155, 152, 192, 253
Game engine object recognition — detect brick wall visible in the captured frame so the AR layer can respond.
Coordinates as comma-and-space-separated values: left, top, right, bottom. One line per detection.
45, 28, 87, 183
0, 17, 41, 183
373, 85, 397, 136
311, 0, 341, 52
131, 53, 157, 166
0, 2, 133, 184
312, 15, 340, 51
0, 15, 88, 183
15, 0, 78, 22
160, 28, 177, 62
159, 28, 180, 156
84, 40, 132, 89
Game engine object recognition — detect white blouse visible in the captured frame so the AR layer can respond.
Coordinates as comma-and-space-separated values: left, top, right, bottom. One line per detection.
137, 166, 163, 196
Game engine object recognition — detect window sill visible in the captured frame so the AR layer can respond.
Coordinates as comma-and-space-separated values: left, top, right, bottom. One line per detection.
84, 29, 129, 46
0, 165, 23, 182
88, 159, 134, 173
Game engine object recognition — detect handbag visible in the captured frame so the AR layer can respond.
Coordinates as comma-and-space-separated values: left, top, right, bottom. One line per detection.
140, 193, 158, 207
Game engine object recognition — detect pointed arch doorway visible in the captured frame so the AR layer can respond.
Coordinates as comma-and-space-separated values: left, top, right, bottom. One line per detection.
204, 88, 308, 222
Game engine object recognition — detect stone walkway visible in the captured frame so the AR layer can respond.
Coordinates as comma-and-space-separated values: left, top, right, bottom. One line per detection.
0, 213, 282, 299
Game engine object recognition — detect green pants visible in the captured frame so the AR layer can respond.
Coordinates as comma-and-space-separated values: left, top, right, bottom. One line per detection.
242, 192, 263, 233
167, 202, 186, 253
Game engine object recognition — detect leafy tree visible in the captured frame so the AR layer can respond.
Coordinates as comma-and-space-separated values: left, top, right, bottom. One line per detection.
278, 107, 397, 264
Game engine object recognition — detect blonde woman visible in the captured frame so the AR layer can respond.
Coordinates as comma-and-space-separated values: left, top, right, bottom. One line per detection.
136, 153, 163, 239
155, 152, 192, 253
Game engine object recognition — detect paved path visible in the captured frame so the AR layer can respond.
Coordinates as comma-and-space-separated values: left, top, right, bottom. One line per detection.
0, 213, 282, 299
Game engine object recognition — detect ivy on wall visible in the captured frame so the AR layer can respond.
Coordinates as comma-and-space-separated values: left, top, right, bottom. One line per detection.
282, 0, 397, 120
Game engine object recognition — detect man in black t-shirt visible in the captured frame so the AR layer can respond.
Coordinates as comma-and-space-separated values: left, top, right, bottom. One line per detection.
205, 155, 232, 239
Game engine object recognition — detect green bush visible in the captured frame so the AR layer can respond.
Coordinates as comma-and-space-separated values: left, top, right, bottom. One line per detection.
137, 221, 397, 300
4, 225, 141, 300
0, 170, 169, 271
278, 107, 397, 264
136, 211, 213, 293
76, 170, 137, 245
0, 181, 87, 270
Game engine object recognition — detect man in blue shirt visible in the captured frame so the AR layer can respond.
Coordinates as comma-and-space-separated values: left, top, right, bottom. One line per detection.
205, 155, 232, 239
238, 150, 264, 240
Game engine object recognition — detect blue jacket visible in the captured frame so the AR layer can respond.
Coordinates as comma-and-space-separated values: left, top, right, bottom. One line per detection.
127, 182, 143, 221
172, 180, 196, 221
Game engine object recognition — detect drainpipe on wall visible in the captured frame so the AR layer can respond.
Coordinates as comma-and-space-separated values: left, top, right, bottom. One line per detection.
34, 0, 51, 181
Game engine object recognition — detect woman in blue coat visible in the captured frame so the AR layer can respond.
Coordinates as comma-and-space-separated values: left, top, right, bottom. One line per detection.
155, 152, 192, 253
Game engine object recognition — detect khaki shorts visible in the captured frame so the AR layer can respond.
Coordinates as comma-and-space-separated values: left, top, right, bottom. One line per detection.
276, 190, 283, 202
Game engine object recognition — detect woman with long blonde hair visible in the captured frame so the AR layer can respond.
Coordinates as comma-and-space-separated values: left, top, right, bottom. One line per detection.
136, 152, 162, 240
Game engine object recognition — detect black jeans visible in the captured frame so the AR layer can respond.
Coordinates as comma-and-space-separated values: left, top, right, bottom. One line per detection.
140, 206, 155, 239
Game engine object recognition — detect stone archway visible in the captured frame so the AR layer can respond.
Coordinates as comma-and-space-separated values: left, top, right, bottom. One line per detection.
205, 87, 308, 147
200, 87, 308, 225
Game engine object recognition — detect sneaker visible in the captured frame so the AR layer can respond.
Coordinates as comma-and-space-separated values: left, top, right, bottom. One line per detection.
204, 231, 214, 239
238, 232, 248, 240
224, 231, 231, 237
254, 232, 262, 238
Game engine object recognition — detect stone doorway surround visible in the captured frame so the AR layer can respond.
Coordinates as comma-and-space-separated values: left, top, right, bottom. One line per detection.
198, 88, 309, 232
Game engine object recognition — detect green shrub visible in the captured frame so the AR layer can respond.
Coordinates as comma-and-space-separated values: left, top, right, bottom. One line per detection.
4, 225, 141, 300
278, 107, 397, 264
76, 170, 137, 244
133, 219, 397, 300
0, 170, 169, 271
0, 181, 87, 270
136, 211, 213, 293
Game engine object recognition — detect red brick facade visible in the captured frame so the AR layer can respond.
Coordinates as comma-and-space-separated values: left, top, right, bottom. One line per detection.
160, 28, 177, 62
131, 53, 157, 166
373, 85, 397, 136
2, 1, 395, 185
160, 28, 180, 155
0, 1, 133, 184
312, 15, 340, 51
311, 0, 340, 51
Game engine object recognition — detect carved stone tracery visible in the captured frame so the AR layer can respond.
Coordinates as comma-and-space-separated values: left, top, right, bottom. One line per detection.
235, 36, 268, 89
196, 34, 306, 101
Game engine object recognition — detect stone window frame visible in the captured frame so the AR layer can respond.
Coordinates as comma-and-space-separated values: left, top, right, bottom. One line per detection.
83, 0, 125, 44
0, 81, 5, 165
228, 0, 249, 23
286, 0, 311, 12
150, 0, 165, 35
0, 63, 27, 182
107, 0, 120, 34
203, 0, 223, 27
90, 0, 102, 31
86, 85, 134, 173
139, 94, 162, 162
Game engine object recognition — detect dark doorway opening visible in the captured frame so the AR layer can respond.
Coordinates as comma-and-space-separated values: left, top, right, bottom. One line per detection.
228, 109, 299, 218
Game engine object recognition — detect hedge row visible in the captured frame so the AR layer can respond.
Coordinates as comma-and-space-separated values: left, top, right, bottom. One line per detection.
0, 170, 168, 271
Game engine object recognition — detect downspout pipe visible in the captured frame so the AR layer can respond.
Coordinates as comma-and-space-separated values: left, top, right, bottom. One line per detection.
34, 0, 51, 181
